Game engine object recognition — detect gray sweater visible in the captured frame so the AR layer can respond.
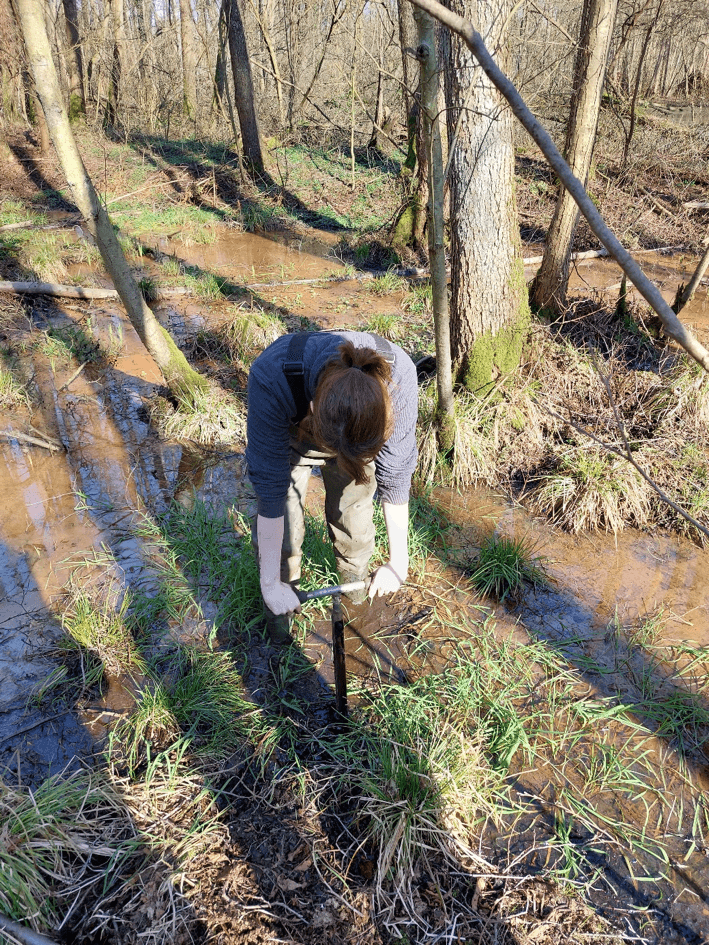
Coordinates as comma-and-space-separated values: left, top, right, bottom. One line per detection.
246, 331, 418, 518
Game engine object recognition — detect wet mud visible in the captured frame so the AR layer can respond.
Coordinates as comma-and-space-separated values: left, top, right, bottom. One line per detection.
2, 230, 709, 940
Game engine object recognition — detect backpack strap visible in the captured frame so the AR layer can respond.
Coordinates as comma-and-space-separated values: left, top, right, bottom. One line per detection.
282, 332, 396, 424
283, 332, 311, 424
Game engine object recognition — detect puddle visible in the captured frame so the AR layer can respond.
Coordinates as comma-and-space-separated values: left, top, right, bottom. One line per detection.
165, 229, 342, 285
3, 225, 709, 937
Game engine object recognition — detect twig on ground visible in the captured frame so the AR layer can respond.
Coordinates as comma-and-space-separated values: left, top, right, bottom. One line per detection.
0, 221, 34, 231
57, 362, 87, 392
0, 429, 63, 452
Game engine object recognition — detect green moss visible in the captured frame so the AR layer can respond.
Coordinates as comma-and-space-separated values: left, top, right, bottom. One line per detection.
391, 199, 419, 248
158, 326, 210, 404
68, 94, 85, 123
461, 258, 530, 394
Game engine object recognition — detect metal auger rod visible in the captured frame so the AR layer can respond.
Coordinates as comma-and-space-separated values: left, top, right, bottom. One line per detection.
296, 581, 366, 718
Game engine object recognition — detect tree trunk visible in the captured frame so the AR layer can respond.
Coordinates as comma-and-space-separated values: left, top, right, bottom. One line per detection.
226, 0, 263, 176
530, 0, 618, 315
61, 0, 85, 119
104, 0, 124, 128
212, 0, 228, 117
398, 0, 418, 169
179, 0, 197, 120
675, 243, 709, 314
414, 6, 453, 443
407, 0, 709, 373
621, 0, 664, 170
15, 0, 208, 402
444, 0, 528, 393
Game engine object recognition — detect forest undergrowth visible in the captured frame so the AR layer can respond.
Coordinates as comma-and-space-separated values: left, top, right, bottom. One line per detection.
1, 109, 709, 945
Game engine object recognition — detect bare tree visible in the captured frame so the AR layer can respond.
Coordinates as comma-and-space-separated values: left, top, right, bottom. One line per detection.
61, 0, 85, 118
15, 0, 208, 401
179, 0, 197, 120
226, 0, 263, 175
530, 0, 618, 315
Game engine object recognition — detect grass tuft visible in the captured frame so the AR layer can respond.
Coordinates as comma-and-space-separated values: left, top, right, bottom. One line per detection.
417, 384, 495, 488
468, 533, 547, 601
527, 447, 651, 533
148, 382, 246, 446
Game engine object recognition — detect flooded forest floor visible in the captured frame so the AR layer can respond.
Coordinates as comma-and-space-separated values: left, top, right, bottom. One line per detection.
1, 113, 709, 945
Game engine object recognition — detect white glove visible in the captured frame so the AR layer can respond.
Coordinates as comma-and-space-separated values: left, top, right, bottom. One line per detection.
261, 580, 301, 615
368, 562, 406, 599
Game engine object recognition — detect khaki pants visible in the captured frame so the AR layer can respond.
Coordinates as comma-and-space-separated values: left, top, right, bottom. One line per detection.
254, 434, 377, 585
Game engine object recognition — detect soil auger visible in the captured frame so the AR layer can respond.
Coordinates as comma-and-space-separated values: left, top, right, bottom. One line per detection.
296, 580, 367, 719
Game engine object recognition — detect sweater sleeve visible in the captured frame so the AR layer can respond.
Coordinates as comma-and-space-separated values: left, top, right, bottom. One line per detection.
245, 364, 295, 518
374, 345, 418, 505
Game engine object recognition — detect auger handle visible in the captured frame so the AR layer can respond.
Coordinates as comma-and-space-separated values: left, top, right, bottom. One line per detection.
296, 580, 366, 603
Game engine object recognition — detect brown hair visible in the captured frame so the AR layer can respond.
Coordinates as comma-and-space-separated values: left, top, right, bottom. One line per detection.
304, 341, 394, 484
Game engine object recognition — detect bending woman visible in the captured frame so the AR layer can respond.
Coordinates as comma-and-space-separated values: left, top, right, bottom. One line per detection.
245, 331, 418, 642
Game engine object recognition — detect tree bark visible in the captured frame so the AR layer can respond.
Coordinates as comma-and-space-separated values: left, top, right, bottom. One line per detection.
675, 244, 709, 314
406, 0, 709, 373
212, 0, 228, 117
414, 6, 453, 440
104, 0, 124, 128
530, 0, 618, 315
61, 0, 85, 118
179, 0, 197, 120
226, 0, 264, 176
15, 0, 208, 401
443, 0, 527, 393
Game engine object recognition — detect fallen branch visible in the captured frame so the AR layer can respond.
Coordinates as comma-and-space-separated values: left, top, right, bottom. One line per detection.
637, 185, 683, 223
406, 0, 709, 372
105, 175, 191, 207
0, 281, 190, 300
683, 201, 709, 210
0, 429, 63, 451
523, 245, 682, 268
0, 914, 59, 945
523, 247, 609, 267
0, 220, 33, 231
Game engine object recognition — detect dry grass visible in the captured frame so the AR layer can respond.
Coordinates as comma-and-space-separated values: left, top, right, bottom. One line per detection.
148, 380, 246, 447
0, 770, 135, 936
417, 382, 496, 488
525, 446, 652, 533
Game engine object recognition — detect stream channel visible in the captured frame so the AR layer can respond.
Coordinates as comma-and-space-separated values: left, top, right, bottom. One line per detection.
1, 228, 709, 941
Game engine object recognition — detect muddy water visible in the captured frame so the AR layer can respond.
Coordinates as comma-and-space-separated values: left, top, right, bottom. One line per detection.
166, 229, 342, 285
568, 250, 709, 336
2, 228, 709, 935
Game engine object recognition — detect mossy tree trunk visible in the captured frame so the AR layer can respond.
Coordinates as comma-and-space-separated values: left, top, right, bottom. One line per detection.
443, 0, 528, 395
414, 5, 453, 445
16, 0, 208, 403
530, 0, 618, 315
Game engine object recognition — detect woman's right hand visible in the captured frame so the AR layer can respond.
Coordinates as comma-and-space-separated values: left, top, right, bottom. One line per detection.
261, 579, 302, 616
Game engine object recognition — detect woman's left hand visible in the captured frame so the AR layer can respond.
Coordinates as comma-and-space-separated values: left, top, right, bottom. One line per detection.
368, 562, 407, 599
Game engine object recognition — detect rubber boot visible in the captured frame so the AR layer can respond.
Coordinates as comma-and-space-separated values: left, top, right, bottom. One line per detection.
264, 608, 293, 645
338, 568, 369, 605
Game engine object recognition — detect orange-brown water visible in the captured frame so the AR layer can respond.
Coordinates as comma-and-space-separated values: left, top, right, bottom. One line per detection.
2, 230, 709, 937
